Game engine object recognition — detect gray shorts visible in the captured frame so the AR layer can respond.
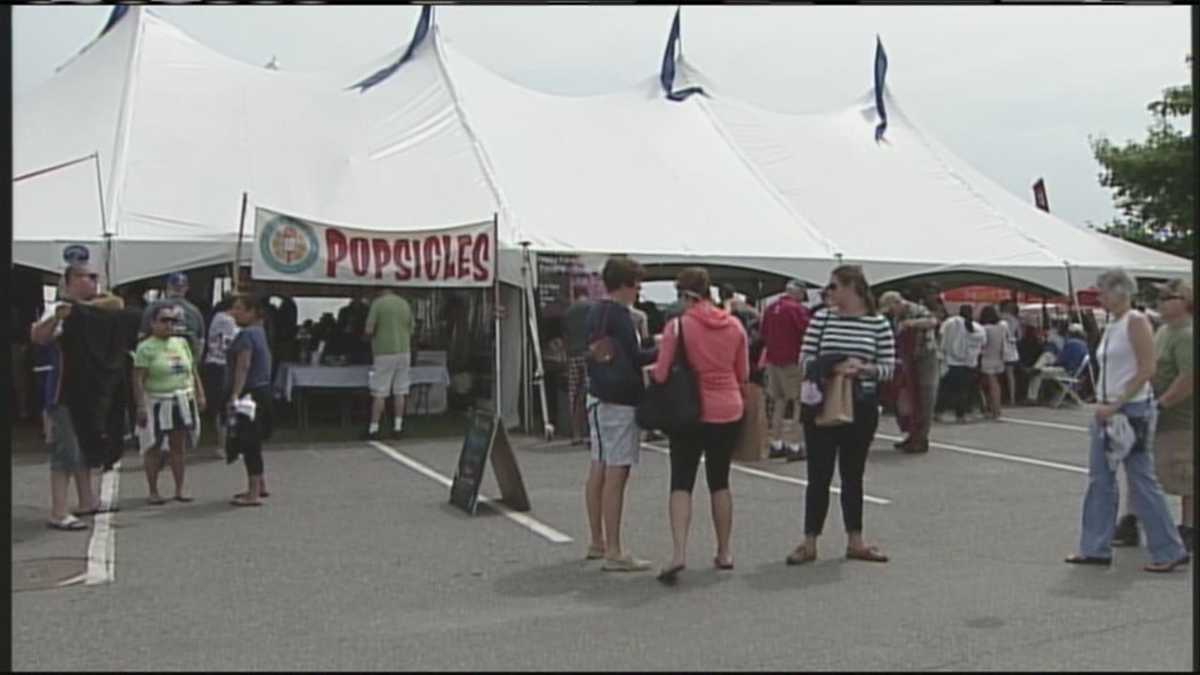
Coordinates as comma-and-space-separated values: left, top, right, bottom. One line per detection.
47, 405, 87, 473
587, 397, 640, 467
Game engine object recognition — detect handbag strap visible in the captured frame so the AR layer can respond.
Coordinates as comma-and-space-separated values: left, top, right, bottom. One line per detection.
591, 301, 612, 343
673, 314, 690, 369
813, 307, 832, 360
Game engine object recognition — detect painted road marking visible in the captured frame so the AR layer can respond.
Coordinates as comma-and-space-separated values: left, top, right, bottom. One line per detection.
875, 433, 1086, 474
998, 416, 1089, 434
85, 462, 121, 586
641, 443, 892, 506
369, 441, 573, 544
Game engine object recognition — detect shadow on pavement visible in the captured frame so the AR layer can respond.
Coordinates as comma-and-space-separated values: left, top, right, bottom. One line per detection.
492, 557, 729, 609
739, 558, 847, 593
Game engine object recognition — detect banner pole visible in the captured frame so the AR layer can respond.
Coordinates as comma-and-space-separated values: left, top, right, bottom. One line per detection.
91, 151, 113, 288
234, 192, 249, 292
493, 213, 502, 420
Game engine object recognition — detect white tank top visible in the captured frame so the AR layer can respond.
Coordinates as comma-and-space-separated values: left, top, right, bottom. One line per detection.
1096, 310, 1153, 404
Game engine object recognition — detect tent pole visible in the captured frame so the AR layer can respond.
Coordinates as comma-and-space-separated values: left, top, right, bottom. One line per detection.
234, 192, 248, 292
91, 152, 114, 287
493, 214, 502, 420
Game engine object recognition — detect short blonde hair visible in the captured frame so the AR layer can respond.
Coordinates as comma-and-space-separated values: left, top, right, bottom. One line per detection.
1095, 269, 1137, 300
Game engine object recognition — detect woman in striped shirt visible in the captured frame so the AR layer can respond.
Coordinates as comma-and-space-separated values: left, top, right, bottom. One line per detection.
787, 265, 896, 565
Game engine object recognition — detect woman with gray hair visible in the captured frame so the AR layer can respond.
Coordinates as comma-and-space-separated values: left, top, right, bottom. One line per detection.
1065, 269, 1188, 572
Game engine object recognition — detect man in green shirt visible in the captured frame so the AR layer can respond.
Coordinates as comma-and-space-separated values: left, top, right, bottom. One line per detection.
365, 288, 415, 440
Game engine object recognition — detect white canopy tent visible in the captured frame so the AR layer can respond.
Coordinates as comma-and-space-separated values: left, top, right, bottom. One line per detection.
14, 7, 1190, 294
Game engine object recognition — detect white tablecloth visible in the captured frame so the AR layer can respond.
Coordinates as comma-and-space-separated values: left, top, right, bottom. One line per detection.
273, 363, 451, 402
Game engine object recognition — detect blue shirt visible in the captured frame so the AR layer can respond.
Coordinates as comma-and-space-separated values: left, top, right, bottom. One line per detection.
228, 325, 272, 391
1057, 337, 1088, 374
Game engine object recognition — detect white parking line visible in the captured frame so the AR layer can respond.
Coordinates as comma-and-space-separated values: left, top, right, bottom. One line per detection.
85, 462, 121, 586
369, 441, 573, 544
874, 433, 1086, 474
998, 416, 1089, 433
641, 443, 892, 506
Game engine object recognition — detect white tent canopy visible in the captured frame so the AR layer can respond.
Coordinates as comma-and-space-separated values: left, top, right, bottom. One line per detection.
14, 7, 1191, 293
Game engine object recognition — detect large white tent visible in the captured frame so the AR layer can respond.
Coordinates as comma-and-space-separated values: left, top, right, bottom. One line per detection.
14, 7, 1191, 294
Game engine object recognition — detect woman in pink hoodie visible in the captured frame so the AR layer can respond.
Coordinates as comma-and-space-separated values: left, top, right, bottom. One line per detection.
651, 267, 749, 584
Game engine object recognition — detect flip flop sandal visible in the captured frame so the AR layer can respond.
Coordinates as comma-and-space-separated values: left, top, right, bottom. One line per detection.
786, 546, 817, 566
713, 557, 735, 570
72, 505, 120, 517
585, 546, 606, 560
1144, 556, 1190, 573
656, 564, 686, 585
230, 498, 263, 507
173, 496, 194, 503
1064, 554, 1112, 566
147, 496, 167, 506
846, 546, 889, 563
47, 516, 88, 531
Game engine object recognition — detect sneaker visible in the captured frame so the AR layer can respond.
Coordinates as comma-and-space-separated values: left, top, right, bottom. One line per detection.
1179, 525, 1195, 553
366, 430, 381, 442
391, 427, 404, 439
785, 444, 806, 462
768, 441, 787, 459
1112, 513, 1139, 547
602, 554, 652, 572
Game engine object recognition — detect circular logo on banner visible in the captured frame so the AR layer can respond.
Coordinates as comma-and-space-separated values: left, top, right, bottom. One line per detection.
259, 215, 319, 275
62, 244, 90, 265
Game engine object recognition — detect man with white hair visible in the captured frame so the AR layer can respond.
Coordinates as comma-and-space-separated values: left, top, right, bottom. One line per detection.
879, 291, 940, 453
759, 279, 811, 460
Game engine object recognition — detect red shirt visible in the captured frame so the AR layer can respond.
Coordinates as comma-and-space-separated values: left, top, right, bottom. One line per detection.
760, 295, 810, 366
651, 303, 749, 424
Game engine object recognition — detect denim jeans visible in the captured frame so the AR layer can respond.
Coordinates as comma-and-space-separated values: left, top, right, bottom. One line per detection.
1079, 399, 1186, 563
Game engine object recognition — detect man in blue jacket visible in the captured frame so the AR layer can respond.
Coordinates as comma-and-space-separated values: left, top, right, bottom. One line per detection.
583, 256, 658, 572
1026, 323, 1089, 403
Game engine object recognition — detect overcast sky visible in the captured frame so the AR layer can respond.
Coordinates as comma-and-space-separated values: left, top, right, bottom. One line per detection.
12, 5, 1192, 236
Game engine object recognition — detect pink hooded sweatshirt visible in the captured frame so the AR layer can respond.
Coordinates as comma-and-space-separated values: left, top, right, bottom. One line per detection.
652, 302, 749, 424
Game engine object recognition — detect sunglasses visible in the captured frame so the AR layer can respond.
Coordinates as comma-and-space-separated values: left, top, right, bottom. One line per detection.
1159, 294, 1184, 302
156, 317, 181, 325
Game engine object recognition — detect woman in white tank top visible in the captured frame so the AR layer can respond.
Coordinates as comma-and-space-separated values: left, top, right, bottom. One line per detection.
1066, 269, 1188, 572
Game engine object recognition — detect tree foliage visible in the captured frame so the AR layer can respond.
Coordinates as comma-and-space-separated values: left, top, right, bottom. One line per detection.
1090, 55, 1194, 258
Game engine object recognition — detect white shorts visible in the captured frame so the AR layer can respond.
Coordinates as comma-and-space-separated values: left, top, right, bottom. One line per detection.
587, 396, 640, 467
369, 353, 412, 397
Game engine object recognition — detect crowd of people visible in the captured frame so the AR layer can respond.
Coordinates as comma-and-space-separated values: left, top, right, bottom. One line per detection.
563, 255, 1193, 582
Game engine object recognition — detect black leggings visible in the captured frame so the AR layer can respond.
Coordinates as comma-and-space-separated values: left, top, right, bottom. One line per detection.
802, 398, 879, 536
668, 419, 741, 494
944, 366, 977, 418
235, 387, 273, 476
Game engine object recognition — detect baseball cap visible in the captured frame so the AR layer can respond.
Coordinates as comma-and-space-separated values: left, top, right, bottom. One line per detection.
784, 279, 806, 293
1153, 278, 1193, 307
167, 272, 189, 289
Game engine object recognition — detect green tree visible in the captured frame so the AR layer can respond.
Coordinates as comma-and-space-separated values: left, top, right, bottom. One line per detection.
1090, 55, 1194, 258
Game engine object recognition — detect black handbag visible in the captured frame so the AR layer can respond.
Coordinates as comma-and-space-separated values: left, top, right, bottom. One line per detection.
636, 316, 701, 434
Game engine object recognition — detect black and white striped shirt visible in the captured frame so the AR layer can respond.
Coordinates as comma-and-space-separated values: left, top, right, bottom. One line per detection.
801, 308, 896, 387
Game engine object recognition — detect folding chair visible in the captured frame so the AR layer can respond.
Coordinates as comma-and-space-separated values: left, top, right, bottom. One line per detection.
1048, 355, 1091, 408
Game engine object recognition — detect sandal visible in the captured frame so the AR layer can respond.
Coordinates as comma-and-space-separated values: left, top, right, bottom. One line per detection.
147, 495, 167, 506
47, 515, 88, 531
714, 557, 734, 571
786, 544, 816, 566
1064, 554, 1112, 566
72, 505, 120, 517
173, 495, 195, 503
656, 564, 686, 585
230, 497, 263, 507
1144, 556, 1190, 573
846, 546, 889, 563
585, 546, 606, 560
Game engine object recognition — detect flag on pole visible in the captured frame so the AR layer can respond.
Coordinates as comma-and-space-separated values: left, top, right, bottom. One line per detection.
99, 5, 129, 38
1032, 178, 1050, 212
660, 8, 705, 102
349, 6, 434, 93
873, 35, 889, 143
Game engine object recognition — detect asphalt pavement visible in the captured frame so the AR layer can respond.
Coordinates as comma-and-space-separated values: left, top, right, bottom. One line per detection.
10, 404, 1194, 671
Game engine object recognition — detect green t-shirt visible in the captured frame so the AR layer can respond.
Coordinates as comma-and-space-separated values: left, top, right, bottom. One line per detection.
366, 293, 414, 356
134, 336, 195, 394
1152, 320, 1193, 430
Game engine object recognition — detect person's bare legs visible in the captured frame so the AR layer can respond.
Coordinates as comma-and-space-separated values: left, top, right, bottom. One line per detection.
602, 465, 631, 559
1005, 366, 1017, 405
370, 396, 386, 430
167, 431, 187, 499
986, 375, 1003, 419
668, 490, 692, 568
711, 488, 733, 564
585, 461, 606, 553
73, 469, 97, 512
50, 470, 71, 521
144, 449, 162, 501
392, 393, 407, 433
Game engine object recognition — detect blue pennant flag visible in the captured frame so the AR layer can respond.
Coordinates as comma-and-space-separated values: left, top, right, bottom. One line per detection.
873, 35, 889, 143
99, 5, 129, 38
660, 8, 705, 102
349, 6, 434, 93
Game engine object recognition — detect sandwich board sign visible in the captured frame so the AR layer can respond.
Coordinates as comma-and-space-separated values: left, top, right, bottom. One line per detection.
449, 410, 530, 514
